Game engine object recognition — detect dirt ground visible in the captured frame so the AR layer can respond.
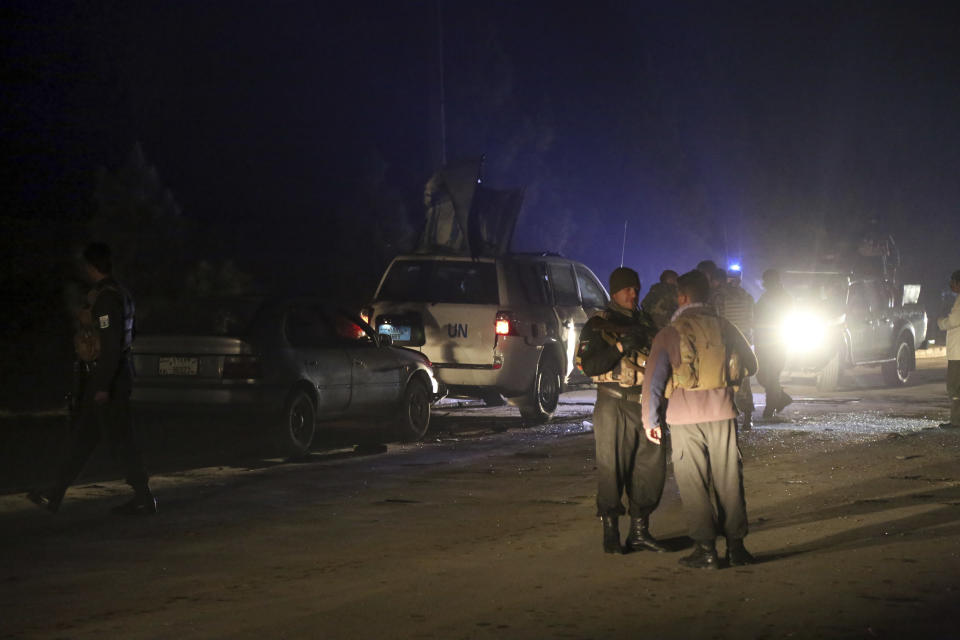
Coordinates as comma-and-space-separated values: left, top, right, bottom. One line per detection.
1, 358, 959, 639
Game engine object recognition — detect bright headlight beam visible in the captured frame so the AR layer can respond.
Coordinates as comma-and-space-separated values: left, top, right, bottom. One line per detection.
781, 310, 826, 352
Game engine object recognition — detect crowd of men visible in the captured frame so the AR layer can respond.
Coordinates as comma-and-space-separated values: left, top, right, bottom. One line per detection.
576, 262, 768, 569
575, 259, 809, 569
577, 259, 960, 569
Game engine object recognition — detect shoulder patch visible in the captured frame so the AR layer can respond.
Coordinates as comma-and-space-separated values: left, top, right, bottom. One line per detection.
98, 314, 110, 329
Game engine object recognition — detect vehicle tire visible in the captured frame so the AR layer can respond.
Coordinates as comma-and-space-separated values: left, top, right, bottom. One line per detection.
882, 339, 913, 386
275, 390, 316, 459
519, 358, 561, 424
481, 391, 507, 407
817, 353, 841, 392
397, 377, 431, 442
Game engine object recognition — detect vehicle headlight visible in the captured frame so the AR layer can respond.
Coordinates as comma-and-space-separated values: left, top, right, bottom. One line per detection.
780, 310, 826, 352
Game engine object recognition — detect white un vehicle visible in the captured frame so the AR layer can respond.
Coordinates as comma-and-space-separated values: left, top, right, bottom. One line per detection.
363, 253, 609, 422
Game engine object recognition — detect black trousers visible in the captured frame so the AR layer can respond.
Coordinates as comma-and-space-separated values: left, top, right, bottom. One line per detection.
54, 389, 149, 497
592, 391, 666, 518
756, 344, 788, 411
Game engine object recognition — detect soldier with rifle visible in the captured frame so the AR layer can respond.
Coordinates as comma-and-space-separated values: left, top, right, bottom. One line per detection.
576, 267, 668, 554
28, 242, 157, 515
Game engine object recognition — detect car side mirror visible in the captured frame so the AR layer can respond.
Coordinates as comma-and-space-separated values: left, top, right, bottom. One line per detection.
378, 334, 393, 347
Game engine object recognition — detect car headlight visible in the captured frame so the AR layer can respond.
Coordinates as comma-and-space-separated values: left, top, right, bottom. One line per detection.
780, 310, 826, 352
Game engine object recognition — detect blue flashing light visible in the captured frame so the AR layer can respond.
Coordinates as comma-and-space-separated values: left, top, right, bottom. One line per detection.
728, 263, 742, 272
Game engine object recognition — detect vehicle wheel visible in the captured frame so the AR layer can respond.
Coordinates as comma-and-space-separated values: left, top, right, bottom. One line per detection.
275, 391, 316, 459
397, 377, 431, 442
882, 339, 913, 386
481, 391, 507, 407
519, 358, 561, 424
816, 353, 841, 392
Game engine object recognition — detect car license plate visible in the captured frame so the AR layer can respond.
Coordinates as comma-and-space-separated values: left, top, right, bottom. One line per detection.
158, 356, 199, 376
378, 323, 412, 342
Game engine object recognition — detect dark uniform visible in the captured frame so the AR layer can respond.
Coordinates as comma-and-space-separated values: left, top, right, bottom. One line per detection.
576, 298, 666, 554
641, 282, 679, 331
29, 272, 155, 514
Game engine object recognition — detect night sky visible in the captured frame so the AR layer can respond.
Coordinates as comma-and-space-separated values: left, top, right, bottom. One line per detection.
3, 1, 959, 302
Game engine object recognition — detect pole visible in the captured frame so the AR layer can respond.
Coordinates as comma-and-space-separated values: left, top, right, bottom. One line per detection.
620, 220, 627, 267
437, 0, 447, 166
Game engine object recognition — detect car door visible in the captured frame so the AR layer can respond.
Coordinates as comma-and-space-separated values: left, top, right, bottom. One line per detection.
572, 264, 609, 383
283, 304, 352, 414
846, 281, 884, 363
547, 261, 586, 384
328, 309, 403, 413
872, 281, 898, 357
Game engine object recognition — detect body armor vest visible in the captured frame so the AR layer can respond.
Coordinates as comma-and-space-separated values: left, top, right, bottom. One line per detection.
584, 310, 647, 388
665, 312, 736, 398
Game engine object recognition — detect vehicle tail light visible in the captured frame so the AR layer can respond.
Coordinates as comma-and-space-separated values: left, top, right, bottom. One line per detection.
495, 311, 513, 336
223, 355, 260, 379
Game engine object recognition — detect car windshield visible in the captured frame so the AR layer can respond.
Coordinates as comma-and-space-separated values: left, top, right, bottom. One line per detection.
376, 260, 499, 304
781, 273, 847, 312
137, 298, 264, 336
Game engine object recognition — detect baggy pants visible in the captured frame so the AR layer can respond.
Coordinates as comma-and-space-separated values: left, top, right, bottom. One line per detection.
669, 418, 748, 544
949, 360, 960, 426
592, 391, 666, 518
54, 391, 150, 497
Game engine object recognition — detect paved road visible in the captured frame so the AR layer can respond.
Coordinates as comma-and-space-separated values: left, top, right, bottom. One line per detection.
1, 358, 956, 639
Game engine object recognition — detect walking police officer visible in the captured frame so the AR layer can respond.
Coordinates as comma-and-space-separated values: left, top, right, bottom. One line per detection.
755, 268, 793, 419
28, 242, 157, 515
576, 267, 667, 554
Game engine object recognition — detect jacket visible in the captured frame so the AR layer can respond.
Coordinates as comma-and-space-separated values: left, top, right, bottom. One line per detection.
938, 294, 960, 360
576, 304, 657, 397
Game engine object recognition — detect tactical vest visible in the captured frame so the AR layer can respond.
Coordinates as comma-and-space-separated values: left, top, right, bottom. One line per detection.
583, 310, 647, 388
665, 312, 733, 398
74, 283, 135, 362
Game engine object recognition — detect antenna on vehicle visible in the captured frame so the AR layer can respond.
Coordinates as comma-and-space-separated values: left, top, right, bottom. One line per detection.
620, 220, 627, 267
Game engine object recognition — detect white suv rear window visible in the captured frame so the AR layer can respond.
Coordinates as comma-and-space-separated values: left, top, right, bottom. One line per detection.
377, 260, 499, 305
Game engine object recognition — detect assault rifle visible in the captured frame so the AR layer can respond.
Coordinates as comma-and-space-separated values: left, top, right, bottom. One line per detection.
591, 317, 656, 359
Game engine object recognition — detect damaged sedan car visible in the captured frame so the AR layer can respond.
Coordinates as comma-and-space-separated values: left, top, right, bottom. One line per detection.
131, 296, 440, 457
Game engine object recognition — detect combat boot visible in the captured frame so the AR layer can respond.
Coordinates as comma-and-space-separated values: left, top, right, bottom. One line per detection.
625, 516, 668, 553
679, 541, 719, 570
601, 515, 622, 554
112, 490, 158, 516
775, 391, 793, 413
726, 539, 756, 566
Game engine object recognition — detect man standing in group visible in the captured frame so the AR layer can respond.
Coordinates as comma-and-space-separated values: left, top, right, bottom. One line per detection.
713, 268, 756, 430
754, 268, 793, 419
642, 270, 758, 569
576, 267, 667, 554
641, 269, 679, 330
28, 242, 157, 515
937, 270, 960, 429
